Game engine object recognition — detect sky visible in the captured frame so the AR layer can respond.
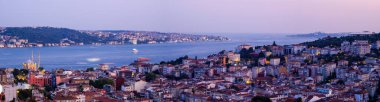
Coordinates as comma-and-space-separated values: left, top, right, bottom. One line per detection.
0, 0, 379, 34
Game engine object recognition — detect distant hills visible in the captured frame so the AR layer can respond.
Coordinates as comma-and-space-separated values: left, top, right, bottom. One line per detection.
0, 27, 228, 46
287, 31, 373, 38
0, 27, 100, 44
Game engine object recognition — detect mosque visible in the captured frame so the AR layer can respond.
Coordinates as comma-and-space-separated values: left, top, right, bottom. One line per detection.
22, 51, 41, 71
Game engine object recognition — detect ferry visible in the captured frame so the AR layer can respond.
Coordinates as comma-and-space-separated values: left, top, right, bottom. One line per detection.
132, 48, 138, 54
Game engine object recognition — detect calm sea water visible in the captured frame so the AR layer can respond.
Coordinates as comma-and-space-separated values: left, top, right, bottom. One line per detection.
0, 34, 316, 70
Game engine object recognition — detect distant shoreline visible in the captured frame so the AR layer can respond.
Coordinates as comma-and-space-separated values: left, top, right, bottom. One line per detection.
0, 40, 229, 49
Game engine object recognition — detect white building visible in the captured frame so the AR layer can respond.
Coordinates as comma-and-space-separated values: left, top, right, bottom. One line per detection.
340, 41, 351, 52
227, 52, 240, 63
351, 40, 371, 55
270, 58, 281, 66
375, 40, 380, 49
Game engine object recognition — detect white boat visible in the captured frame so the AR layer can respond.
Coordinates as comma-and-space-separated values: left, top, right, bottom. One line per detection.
132, 48, 138, 54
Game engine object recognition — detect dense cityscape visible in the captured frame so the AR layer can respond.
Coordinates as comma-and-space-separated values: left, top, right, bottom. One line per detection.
0, 32, 379, 102
1, 0, 379, 102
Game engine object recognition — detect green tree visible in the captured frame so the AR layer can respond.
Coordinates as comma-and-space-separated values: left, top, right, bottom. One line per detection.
2, 27, 99, 44
159, 55, 189, 65
302, 33, 380, 48
90, 78, 114, 89
38, 67, 44, 71
86, 67, 94, 72
145, 72, 156, 82
12, 69, 29, 83
296, 97, 302, 102
78, 85, 84, 92
251, 96, 272, 102
258, 52, 265, 58
44, 85, 53, 92
337, 80, 345, 85
17, 89, 32, 101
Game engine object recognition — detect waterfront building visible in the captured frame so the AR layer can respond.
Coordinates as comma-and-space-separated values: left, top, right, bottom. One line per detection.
130, 38, 138, 45
22, 52, 41, 71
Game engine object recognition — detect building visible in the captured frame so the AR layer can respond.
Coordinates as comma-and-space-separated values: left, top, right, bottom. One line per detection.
99, 64, 110, 71
235, 44, 253, 52
270, 58, 281, 66
227, 52, 240, 63
340, 41, 351, 52
3, 83, 30, 102
271, 46, 284, 56
0, 68, 13, 83
284, 44, 306, 55
374, 40, 380, 49
130, 38, 138, 45
351, 40, 371, 55
28, 73, 52, 87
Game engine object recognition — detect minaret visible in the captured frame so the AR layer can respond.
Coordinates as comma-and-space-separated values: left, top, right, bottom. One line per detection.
31, 51, 34, 62
38, 52, 41, 68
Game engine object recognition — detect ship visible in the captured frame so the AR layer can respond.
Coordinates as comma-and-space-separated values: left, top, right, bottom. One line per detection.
132, 48, 138, 54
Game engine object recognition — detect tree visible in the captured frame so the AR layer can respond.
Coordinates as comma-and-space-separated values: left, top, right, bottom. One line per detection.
160, 55, 189, 65
145, 72, 156, 82
304, 59, 312, 64
78, 85, 84, 92
17, 89, 32, 101
38, 67, 44, 71
86, 67, 94, 72
240, 48, 249, 61
337, 80, 345, 85
44, 85, 53, 92
2, 27, 99, 44
90, 78, 114, 89
370, 79, 380, 102
296, 97, 302, 102
251, 96, 272, 102
12, 69, 29, 83
258, 52, 265, 58
302, 33, 380, 48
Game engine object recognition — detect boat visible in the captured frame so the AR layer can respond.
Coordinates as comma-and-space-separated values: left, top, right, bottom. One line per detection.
132, 48, 138, 54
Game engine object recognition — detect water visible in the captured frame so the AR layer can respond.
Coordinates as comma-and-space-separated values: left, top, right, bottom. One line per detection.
0, 34, 316, 70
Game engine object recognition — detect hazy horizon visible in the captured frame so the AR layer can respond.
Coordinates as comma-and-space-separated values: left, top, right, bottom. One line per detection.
1, 0, 379, 34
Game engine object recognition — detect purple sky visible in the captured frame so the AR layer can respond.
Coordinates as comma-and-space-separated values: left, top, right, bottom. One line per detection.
0, 0, 379, 34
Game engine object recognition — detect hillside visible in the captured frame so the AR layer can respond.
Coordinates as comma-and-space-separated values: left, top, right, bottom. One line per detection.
287, 32, 349, 38
0, 27, 99, 44
302, 33, 380, 48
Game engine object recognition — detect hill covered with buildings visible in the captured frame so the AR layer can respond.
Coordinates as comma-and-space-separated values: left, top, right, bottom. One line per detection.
0, 27, 228, 48
302, 32, 380, 48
